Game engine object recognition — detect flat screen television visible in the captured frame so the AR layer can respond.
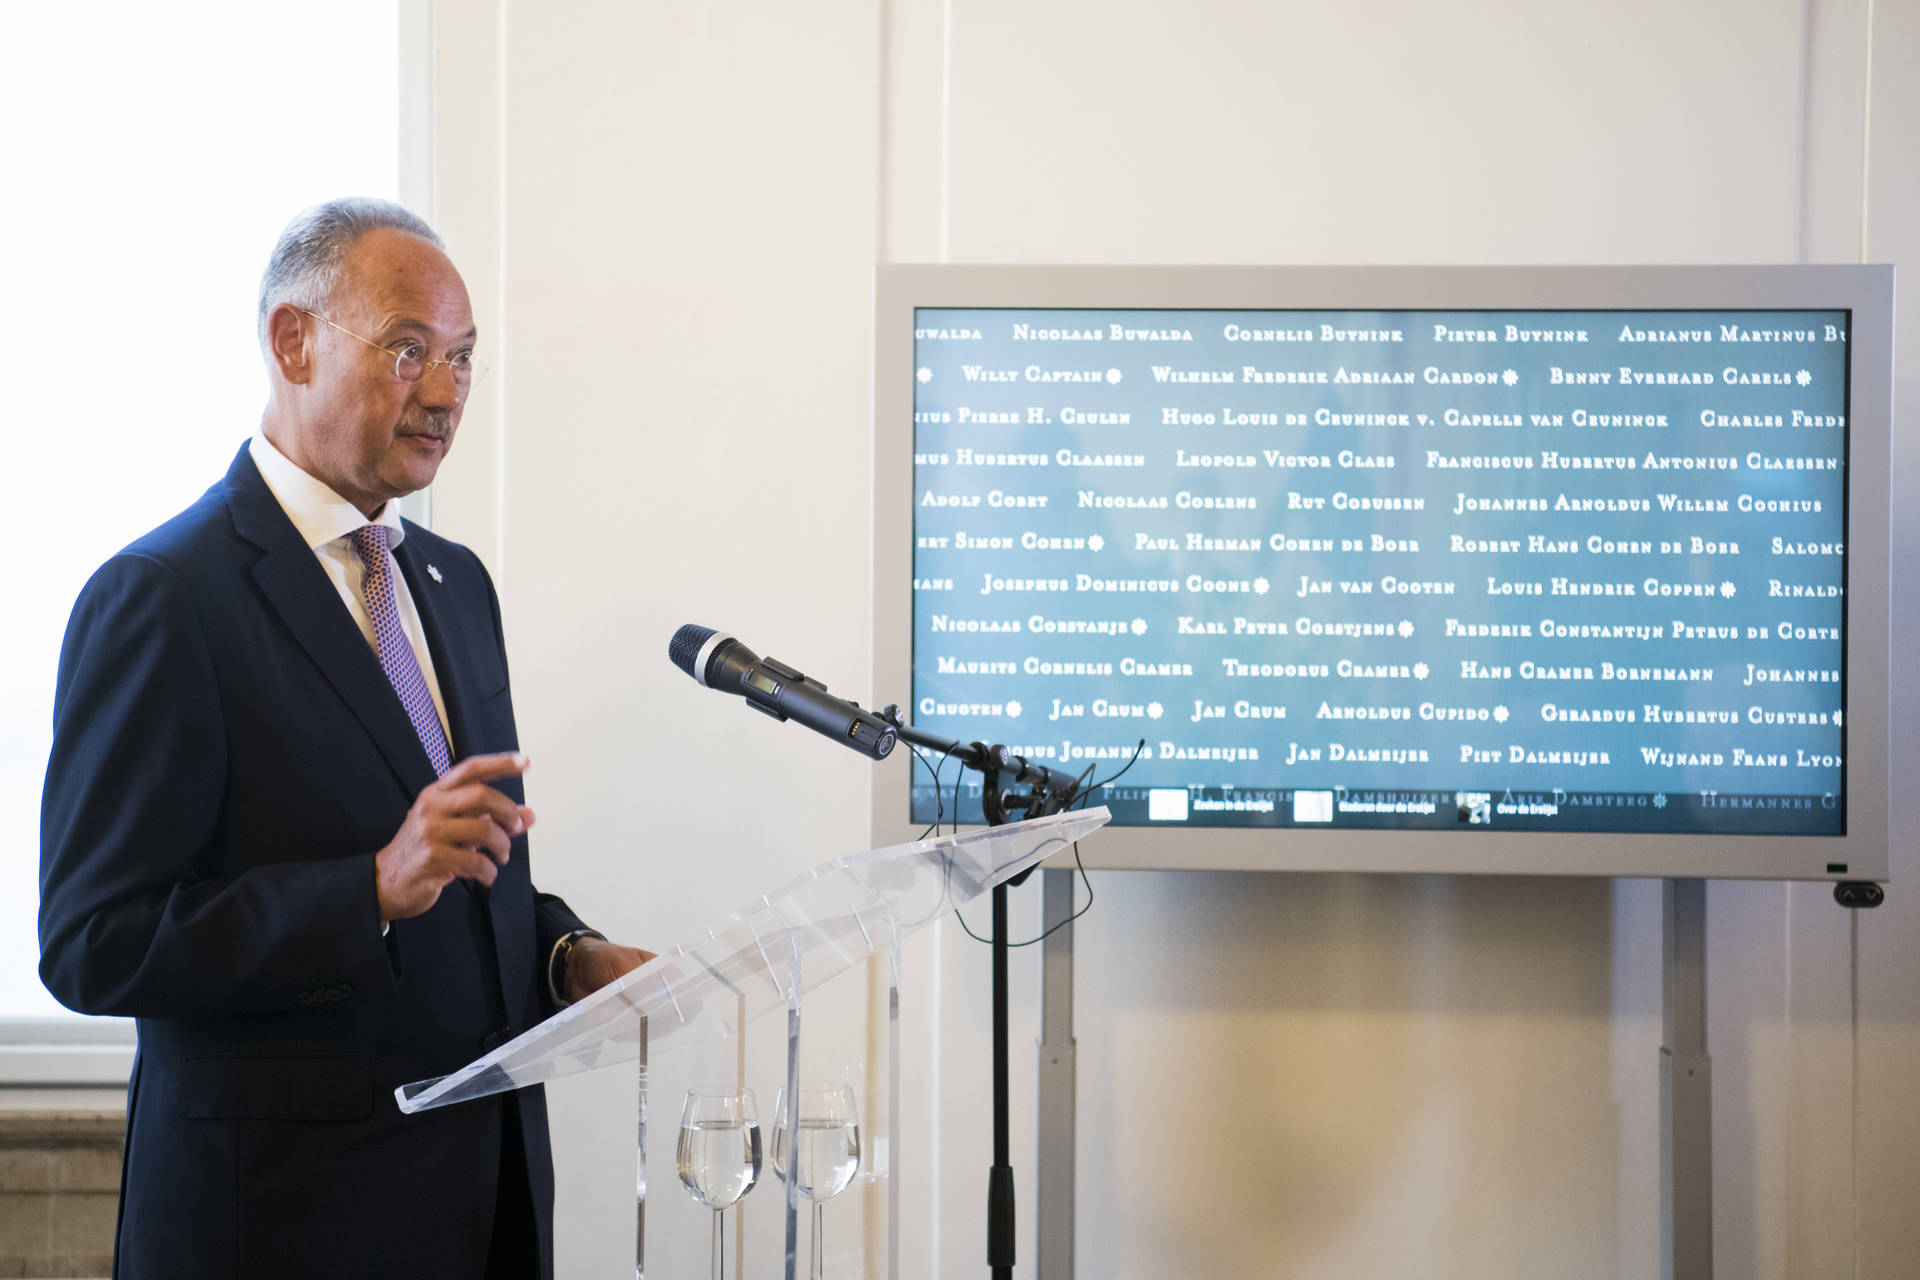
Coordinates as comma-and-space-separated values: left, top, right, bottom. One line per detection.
869, 266, 1892, 880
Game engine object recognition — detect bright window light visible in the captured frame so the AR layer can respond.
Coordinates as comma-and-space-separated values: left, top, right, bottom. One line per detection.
0, 1, 403, 1018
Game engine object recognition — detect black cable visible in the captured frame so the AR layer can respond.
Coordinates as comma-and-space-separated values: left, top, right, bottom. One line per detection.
946, 736, 1144, 947
898, 739, 967, 929
908, 739, 952, 841
951, 838, 1094, 947
951, 750, 965, 834
1075, 738, 1148, 802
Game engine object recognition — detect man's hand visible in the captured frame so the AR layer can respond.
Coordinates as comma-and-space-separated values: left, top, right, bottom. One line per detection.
375, 752, 535, 923
565, 936, 657, 1003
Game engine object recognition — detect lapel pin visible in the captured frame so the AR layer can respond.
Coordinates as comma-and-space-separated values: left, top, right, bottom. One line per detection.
427, 564, 443, 583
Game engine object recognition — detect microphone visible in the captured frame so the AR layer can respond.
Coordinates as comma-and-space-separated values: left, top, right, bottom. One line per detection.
669, 624, 898, 761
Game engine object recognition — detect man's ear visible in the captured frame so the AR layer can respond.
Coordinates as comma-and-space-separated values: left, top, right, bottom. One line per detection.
266, 303, 315, 385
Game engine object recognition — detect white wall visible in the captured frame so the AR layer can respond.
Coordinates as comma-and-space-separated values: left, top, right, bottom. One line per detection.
428, 1, 1919, 1276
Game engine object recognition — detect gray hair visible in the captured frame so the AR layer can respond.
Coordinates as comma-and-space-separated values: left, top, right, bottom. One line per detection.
257, 197, 443, 345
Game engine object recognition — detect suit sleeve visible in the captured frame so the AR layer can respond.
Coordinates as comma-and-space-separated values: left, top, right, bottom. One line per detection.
38, 553, 398, 1020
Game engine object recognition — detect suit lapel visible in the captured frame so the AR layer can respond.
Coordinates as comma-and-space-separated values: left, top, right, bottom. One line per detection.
394, 527, 523, 968
223, 445, 440, 800
392, 531, 488, 762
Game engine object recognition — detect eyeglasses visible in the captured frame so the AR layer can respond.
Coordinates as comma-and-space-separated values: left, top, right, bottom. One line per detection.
301, 309, 487, 387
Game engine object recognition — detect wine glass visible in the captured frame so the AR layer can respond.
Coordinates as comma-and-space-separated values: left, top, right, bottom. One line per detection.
772, 1082, 861, 1280
676, 1087, 763, 1280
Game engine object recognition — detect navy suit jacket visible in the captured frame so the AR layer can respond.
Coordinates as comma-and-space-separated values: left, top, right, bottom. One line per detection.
39, 443, 586, 1279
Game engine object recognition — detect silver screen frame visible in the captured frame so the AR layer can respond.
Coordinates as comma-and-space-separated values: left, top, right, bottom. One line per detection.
870, 264, 1893, 881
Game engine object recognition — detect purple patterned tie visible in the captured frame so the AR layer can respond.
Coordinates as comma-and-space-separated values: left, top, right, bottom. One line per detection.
350, 524, 452, 777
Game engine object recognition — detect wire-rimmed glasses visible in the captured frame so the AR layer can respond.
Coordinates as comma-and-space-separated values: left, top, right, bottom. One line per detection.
300, 308, 488, 388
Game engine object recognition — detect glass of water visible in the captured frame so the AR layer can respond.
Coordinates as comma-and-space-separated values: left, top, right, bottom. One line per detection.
772, 1082, 861, 1280
676, 1087, 763, 1280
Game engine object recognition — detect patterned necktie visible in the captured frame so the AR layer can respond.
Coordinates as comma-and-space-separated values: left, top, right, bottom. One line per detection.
349, 524, 452, 777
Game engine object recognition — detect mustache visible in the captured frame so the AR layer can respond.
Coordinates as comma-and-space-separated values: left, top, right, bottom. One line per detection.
399, 411, 453, 440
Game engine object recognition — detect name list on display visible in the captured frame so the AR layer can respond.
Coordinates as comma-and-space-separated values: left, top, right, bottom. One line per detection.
908, 308, 1850, 832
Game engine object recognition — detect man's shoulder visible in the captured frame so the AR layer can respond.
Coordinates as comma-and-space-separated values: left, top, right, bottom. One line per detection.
82, 452, 258, 608
59, 480, 241, 655
120, 479, 237, 566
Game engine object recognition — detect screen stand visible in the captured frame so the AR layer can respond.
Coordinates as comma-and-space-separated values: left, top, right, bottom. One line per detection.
1661, 878, 1713, 1280
1036, 868, 1077, 1280
1035, 875, 1718, 1279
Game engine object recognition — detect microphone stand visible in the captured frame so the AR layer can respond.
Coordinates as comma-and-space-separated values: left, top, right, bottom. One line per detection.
879, 708, 1080, 1280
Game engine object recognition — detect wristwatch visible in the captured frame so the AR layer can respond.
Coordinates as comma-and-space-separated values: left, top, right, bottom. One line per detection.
547, 928, 607, 1007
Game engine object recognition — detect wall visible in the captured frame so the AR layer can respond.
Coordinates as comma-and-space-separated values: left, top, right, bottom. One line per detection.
0, 1111, 122, 1278
428, 1, 1918, 1276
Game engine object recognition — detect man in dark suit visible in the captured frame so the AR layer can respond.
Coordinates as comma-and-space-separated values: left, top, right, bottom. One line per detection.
37, 198, 649, 1279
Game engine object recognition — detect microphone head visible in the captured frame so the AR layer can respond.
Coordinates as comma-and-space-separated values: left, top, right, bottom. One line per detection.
669, 624, 742, 689
668, 624, 715, 678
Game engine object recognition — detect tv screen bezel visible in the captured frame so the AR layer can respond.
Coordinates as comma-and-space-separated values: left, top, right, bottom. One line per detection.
870, 264, 1892, 881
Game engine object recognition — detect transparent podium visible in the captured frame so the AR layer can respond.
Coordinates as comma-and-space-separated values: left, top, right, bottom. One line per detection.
397, 807, 1110, 1279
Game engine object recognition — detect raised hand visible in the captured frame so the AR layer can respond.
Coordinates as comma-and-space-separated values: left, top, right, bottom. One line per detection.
375, 752, 536, 923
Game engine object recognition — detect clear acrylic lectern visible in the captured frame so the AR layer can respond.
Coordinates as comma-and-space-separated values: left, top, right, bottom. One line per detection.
397, 807, 1110, 1279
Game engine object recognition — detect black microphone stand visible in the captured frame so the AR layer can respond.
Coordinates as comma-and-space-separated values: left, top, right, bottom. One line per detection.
879, 708, 1079, 1280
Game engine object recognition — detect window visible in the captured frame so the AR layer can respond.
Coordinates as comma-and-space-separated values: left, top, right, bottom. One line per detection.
1, 2, 412, 1046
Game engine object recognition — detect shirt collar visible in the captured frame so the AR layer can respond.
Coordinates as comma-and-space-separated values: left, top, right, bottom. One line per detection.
249, 431, 407, 552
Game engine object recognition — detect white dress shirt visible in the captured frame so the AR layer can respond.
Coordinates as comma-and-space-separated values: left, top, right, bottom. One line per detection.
248, 431, 452, 746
